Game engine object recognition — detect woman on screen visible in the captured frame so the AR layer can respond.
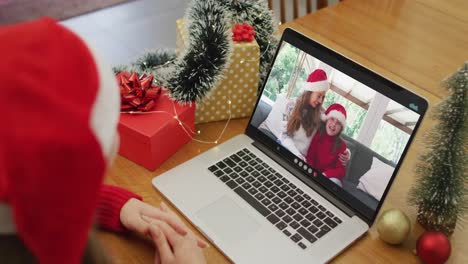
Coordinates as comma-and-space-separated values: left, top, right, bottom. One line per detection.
279, 69, 329, 160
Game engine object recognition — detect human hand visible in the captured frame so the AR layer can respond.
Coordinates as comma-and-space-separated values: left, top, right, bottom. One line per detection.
120, 199, 207, 248
157, 202, 209, 249
338, 149, 350, 166
150, 220, 207, 264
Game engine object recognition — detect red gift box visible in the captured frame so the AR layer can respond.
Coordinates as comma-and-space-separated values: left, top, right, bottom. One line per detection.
118, 89, 195, 170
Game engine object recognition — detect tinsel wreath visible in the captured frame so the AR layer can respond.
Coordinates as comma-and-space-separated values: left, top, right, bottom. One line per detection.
123, 0, 277, 103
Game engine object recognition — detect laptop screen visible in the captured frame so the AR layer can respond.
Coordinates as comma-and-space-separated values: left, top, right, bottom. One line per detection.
247, 29, 427, 224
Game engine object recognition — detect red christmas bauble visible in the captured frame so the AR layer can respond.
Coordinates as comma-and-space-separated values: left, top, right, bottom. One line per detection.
416, 231, 451, 264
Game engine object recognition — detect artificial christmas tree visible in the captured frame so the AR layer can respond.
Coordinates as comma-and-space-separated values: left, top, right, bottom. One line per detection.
408, 62, 467, 235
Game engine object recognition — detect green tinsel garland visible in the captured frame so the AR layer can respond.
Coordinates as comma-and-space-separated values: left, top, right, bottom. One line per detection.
112, 49, 176, 79
121, 0, 277, 103
162, 0, 233, 103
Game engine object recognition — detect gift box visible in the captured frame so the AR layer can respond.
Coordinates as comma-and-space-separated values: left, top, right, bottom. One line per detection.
118, 89, 195, 171
176, 19, 260, 123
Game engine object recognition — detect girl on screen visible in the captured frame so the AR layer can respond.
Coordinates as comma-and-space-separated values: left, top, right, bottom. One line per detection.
306, 103, 348, 186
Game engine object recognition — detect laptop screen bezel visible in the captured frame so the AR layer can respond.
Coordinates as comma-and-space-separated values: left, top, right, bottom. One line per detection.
245, 28, 428, 225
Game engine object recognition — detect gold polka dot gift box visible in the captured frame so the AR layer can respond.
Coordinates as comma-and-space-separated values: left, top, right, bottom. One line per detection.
176, 19, 260, 124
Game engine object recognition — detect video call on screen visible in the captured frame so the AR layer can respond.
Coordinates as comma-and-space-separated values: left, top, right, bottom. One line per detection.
251, 41, 421, 210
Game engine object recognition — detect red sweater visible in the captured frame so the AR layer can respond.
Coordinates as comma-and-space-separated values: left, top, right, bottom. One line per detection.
95, 184, 142, 232
306, 132, 347, 182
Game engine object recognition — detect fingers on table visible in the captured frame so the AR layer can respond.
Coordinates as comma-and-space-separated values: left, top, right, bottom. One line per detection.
160, 202, 208, 248
149, 225, 175, 263
141, 204, 188, 235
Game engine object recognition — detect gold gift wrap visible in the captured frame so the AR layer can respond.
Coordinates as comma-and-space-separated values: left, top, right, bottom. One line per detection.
176, 19, 260, 123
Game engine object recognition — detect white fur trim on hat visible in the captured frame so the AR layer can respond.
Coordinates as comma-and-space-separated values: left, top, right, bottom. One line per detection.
302, 80, 329, 92
326, 110, 346, 128
87, 44, 121, 161
320, 111, 327, 122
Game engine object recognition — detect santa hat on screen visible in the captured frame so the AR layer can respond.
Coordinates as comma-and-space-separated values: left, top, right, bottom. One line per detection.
324, 103, 347, 127
0, 18, 119, 264
302, 69, 330, 92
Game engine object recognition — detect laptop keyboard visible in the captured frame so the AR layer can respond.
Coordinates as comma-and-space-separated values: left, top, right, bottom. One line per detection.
207, 148, 342, 250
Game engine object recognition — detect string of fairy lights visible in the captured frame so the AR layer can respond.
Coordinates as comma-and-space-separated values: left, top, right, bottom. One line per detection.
119, 36, 270, 145
120, 37, 272, 144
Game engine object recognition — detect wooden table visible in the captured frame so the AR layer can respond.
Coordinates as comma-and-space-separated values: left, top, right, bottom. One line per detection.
98, 0, 468, 263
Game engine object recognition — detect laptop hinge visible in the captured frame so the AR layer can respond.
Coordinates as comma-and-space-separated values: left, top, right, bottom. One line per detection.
252, 140, 357, 218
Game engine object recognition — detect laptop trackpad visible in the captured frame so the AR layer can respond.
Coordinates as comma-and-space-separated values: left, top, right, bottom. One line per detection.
196, 195, 260, 246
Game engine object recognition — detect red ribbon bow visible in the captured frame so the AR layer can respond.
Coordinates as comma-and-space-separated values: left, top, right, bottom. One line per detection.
116, 72, 162, 112
232, 23, 255, 42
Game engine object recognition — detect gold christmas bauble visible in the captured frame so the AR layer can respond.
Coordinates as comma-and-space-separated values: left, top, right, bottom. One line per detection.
377, 209, 411, 245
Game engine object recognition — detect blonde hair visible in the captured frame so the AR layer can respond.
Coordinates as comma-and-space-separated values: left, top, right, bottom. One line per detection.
286, 91, 322, 137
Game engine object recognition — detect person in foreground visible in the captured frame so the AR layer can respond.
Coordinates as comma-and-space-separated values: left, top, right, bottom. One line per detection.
0, 18, 206, 264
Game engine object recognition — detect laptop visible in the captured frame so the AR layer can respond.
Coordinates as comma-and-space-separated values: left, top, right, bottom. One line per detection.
152, 28, 428, 263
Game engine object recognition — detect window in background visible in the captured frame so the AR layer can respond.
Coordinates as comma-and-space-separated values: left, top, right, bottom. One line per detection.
322, 89, 367, 139
371, 120, 410, 163
264, 43, 306, 101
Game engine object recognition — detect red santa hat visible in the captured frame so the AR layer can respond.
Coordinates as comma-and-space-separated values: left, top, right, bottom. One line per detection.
302, 69, 330, 92
0, 18, 119, 263
324, 103, 347, 128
